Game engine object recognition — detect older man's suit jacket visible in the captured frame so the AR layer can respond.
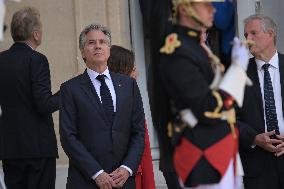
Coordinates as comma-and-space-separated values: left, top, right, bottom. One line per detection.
0, 42, 59, 160
238, 53, 284, 178
59, 71, 145, 189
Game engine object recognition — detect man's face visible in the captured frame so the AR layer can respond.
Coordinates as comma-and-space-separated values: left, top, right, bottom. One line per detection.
244, 19, 274, 57
192, 2, 215, 28
81, 30, 110, 67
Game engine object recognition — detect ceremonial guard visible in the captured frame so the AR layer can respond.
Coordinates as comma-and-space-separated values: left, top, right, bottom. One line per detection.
159, 0, 251, 188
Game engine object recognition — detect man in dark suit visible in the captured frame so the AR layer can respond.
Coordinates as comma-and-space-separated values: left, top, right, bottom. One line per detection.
0, 7, 59, 189
238, 14, 284, 189
59, 23, 145, 189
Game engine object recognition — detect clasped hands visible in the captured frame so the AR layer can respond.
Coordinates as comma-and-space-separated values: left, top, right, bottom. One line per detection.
254, 130, 284, 157
95, 167, 130, 189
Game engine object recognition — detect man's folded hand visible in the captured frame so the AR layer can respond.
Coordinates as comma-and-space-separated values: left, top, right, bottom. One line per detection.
110, 167, 130, 188
95, 172, 116, 189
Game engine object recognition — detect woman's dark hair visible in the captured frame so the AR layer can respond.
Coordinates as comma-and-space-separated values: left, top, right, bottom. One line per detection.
107, 45, 135, 76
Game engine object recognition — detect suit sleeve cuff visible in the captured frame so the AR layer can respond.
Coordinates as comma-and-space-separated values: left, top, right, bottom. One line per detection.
92, 170, 104, 180
120, 165, 133, 176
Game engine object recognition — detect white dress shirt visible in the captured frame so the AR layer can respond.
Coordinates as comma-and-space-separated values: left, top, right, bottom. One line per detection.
86, 67, 133, 179
255, 51, 284, 134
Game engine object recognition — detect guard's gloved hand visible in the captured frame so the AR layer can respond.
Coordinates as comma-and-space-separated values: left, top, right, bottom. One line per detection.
219, 37, 252, 107
231, 37, 250, 71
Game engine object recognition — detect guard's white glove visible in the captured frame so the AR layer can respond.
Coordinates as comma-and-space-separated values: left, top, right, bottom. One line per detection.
231, 37, 249, 71
219, 37, 252, 107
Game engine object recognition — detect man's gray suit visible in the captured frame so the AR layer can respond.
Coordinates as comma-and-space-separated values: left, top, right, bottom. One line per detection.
59, 70, 145, 189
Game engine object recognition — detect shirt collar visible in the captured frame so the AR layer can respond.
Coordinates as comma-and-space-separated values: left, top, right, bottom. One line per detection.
26, 43, 35, 50
255, 51, 278, 71
23, 42, 35, 50
87, 67, 111, 81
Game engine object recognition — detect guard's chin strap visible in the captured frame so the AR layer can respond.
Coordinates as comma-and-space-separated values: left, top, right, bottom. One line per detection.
184, 3, 210, 29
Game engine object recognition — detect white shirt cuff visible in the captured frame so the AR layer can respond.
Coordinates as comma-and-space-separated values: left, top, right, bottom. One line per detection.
120, 165, 133, 176
92, 170, 104, 180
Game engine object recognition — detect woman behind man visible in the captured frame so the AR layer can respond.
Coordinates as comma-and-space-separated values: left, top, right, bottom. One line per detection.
108, 45, 155, 189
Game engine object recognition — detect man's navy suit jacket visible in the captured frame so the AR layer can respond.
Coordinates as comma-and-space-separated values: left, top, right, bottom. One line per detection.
0, 42, 59, 160
59, 70, 145, 189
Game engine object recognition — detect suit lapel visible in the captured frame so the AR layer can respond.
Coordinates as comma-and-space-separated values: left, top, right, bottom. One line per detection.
247, 58, 264, 116
278, 53, 284, 115
80, 70, 107, 121
110, 72, 123, 126
246, 58, 265, 132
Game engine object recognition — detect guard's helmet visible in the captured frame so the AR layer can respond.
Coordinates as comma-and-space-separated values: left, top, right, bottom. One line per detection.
172, 0, 224, 27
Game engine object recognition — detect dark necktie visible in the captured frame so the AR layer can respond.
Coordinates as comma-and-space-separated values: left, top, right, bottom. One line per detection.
263, 64, 279, 134
96, 75, 114, 125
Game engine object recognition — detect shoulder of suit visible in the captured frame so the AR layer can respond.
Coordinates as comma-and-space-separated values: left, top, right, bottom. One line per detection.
61, 74, 82, 88
110, 71, 133, 82
20, 48, 48, 67
0, 49, 8, 58
13, 43, 47, 59
31, 50, 47, 61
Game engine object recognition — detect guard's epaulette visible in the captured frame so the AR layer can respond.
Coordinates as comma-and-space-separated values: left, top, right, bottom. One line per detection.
160, 33, 181, 55
187, 31, 198, 37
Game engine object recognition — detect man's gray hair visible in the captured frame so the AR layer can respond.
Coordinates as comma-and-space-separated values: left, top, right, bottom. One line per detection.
10, 7, 41, 42
79, 23, 111, 49
244, 14, 277, 44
